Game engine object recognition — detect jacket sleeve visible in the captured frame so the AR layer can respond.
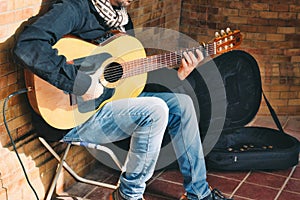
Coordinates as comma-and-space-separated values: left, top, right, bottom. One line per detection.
13, 0, 91, 95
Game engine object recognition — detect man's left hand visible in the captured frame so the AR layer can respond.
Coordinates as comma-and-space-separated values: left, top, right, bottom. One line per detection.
178, 49, 204, 80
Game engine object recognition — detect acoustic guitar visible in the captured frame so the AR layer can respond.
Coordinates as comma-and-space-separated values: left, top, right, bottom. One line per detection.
25, 28, 242, 129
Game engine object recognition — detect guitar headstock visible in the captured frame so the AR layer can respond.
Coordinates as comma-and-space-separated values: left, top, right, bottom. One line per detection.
213, 28, 242, 55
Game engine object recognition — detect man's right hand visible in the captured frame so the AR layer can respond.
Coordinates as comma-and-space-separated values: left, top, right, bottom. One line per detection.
81, 71, 104, 101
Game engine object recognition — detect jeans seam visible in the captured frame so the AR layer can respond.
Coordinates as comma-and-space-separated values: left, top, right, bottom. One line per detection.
172, 110, 207, 200
121, 115, 155, 200
136, 116, 153, 187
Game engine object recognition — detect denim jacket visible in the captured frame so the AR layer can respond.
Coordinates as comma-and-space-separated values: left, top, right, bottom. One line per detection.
14, 0, 133, 96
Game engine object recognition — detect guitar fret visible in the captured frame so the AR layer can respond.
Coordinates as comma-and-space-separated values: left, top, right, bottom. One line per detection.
157, 54, 161, 68
166, 53, 170, 67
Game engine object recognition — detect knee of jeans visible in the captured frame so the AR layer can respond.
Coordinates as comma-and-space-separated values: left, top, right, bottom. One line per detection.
134, 97, 169, 129
149, 97, 169, 124
177, 94, 194, 110
168, 94, 196, 136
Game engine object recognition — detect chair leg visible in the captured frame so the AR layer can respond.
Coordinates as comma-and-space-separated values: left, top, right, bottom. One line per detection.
45, 142, 71, 200
39, 137, 118, 199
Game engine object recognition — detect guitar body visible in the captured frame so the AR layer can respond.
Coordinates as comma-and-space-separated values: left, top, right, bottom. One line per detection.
25, 34, 147, 129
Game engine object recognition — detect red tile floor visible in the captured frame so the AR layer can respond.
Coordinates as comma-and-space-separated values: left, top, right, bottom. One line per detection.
54, 116, 300, 200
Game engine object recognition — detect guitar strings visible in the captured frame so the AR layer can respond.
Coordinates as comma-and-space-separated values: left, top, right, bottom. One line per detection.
105, 44, 216, 76
102, 46, 216, 81
100, 43, 217, 82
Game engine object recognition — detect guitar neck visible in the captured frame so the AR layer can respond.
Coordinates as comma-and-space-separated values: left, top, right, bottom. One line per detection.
71, 29, 241, 81
122, 43, 216, 79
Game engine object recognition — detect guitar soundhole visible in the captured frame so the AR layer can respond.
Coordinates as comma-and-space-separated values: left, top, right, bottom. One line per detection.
104, 62, 123, 83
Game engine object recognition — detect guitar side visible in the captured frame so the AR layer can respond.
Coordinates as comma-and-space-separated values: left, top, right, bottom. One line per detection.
25, 34, 147, 130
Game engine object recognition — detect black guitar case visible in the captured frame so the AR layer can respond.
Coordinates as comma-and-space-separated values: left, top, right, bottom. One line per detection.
116, 50, 299, 171
189, 50, 300, 171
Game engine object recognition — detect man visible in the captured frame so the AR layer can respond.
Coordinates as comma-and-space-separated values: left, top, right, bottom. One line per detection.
14, 0, 233, 199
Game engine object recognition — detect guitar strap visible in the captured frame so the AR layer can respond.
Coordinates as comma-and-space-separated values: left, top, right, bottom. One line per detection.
262, 91, 284, 133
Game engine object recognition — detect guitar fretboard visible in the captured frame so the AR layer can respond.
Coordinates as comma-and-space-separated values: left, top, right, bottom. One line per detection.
122, 43, 216, 79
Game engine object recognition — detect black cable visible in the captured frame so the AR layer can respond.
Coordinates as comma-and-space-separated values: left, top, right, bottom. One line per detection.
2, 87, 39, 200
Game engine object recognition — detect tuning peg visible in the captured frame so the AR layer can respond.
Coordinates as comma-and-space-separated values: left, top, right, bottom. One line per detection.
220, 29, 226, 36
226, 27, 232, 34
215, 31, 221, 38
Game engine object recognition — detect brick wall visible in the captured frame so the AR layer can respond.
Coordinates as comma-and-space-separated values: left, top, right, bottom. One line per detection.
180, 0, 300, 116
0, 0, 181, 199
1, 0, 299, 199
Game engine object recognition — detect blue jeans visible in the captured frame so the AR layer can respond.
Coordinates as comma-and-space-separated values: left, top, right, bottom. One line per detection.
63, 92, 210, 200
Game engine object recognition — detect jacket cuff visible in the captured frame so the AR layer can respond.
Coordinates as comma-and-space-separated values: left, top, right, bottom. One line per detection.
72, 70, 91, 96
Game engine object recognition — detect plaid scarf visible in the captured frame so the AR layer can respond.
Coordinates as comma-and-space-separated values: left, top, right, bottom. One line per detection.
91, 0, 129, 31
